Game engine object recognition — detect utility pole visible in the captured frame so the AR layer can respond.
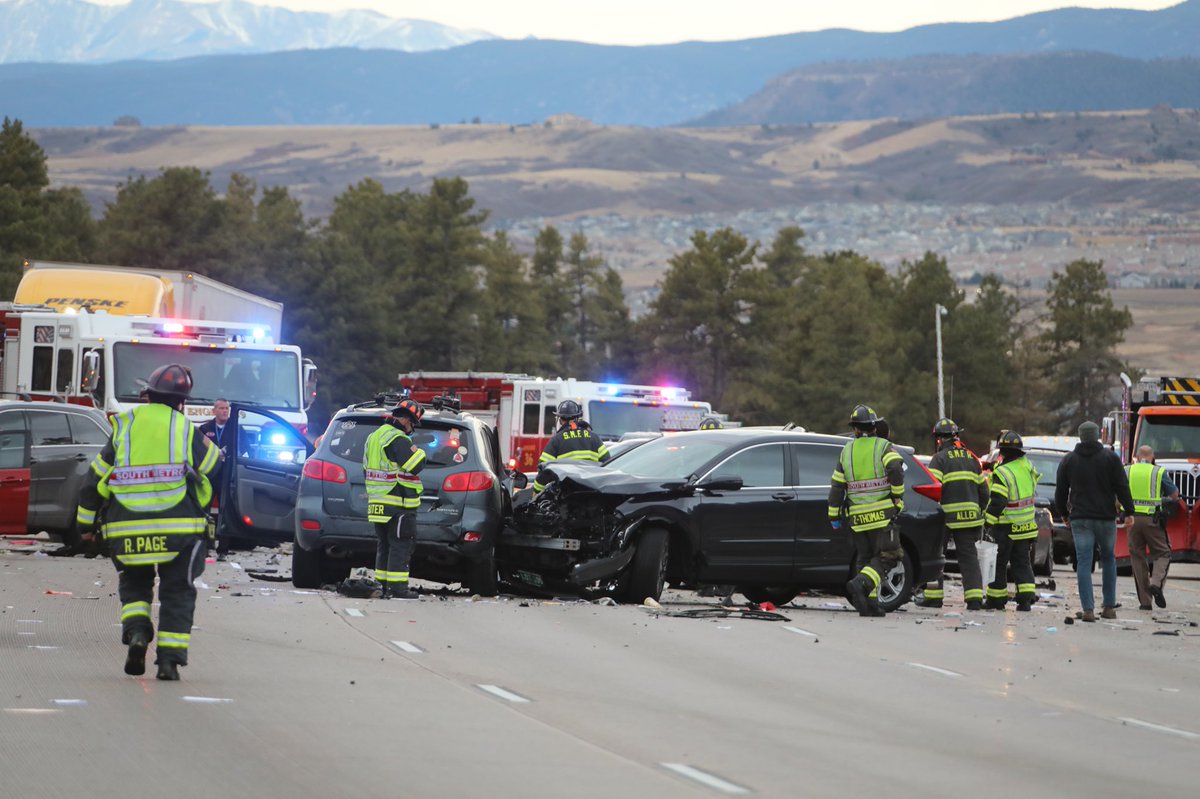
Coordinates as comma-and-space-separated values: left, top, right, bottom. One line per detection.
935, 304, 948, 419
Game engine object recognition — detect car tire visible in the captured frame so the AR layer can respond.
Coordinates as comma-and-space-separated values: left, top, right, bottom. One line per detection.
877, 548, 915, 613
465, 553, 498, 597
623, 527, 668, 604
292, 542, 323, 589
739, 586, 798, 606
1033, 539, 1054, 577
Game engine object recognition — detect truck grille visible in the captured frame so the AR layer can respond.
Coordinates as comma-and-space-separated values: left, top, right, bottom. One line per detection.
1166, 469, 1199, 503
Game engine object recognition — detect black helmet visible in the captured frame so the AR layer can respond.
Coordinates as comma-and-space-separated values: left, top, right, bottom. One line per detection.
556, 399, 583, 420
849, 404, 880, 427
996, 429, 1024, 449
932, 418, 961, 438
146, 363, 193, 400
698, 416, 723, 431
390, 399, 424, 426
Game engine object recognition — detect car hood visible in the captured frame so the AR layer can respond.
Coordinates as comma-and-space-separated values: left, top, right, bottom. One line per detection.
542, 462, 685, 498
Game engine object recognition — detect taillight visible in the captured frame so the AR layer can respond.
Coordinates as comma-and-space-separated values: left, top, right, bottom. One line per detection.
300, 519, 321, 530
912, 459, 942, 502
462, 531, 482, 543
442, 471, 494, 492
302, 458, 347, 484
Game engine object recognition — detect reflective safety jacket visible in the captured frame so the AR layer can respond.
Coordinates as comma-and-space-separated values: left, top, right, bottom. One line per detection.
983, 455, 1040, 540
76, 403, 220, 566
928, 439, 988, 530
827, 435, 905, 532
533, 421, 610, 493
364, 424, 427, 523
1125, 462, 1165, 516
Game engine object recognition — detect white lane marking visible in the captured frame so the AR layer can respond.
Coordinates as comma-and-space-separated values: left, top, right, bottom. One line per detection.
3, 708, 62, 715
344, 608, 365, 617
390, 640, 423, 654
53, 699, 87, 706
27, 645, 59, 650
181, 696, 235, 704
477, 684, 530, 703
907, 662, 963, 678
17, 619, 43, 623
660, 763, 750, 795
783, 626, 818, 638
17, 632, 36, 636
1118, 717, 1200, 740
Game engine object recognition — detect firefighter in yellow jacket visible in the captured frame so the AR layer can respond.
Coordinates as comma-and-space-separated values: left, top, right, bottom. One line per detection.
363, 399, 427, 599
76, 364, 220, 680
982, 430, 1040, 611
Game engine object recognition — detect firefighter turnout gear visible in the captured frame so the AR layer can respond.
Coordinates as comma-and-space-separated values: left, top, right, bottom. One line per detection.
76, 376, 220, 678
363, 421, 427, 596
828, 420, 905, 616
917, 428, 988, 610
533, 419, 610, 493
982, 447, 1040, 610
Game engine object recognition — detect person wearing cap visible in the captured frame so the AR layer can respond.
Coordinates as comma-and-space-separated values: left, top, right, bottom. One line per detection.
363, 399, 427, 599
76, 364, 221, 680
1055, 421, 1136, 622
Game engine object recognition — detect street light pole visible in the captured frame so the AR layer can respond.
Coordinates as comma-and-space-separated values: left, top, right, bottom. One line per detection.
935, 304, 948, 419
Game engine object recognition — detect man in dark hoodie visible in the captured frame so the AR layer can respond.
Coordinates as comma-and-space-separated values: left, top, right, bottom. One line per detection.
1055, 421, 1136, 622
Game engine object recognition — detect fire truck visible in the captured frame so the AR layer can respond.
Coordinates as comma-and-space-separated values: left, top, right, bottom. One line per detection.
2, 262, 317, 432
398, 372, 714, 471
1105, 374, 1200, 563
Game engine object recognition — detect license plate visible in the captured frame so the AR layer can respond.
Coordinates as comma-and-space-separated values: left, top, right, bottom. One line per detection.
516, 570, 544, 587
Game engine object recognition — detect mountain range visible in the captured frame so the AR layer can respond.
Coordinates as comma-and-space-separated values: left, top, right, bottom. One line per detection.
1, 1, 1199, 126
0, 0, 493, 63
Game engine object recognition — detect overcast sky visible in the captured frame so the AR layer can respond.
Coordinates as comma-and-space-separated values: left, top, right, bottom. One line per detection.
90, 1, 1182, 45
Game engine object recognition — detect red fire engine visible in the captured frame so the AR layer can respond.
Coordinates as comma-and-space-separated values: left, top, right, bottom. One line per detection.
398, 372, 714, 471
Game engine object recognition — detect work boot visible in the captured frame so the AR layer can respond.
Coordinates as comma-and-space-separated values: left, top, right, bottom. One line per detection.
1101, 606, 1117, 620
866, 597, 887, 617
845, 577, 870, 616
48, 543, 81, 557
124, 631, 150, 676
965, 599, 983, 612
156, 661, 180, 681
1015, 595, 1034, 612
1075, 609, 1096, 622
1151, 585, 1166, 608
389, 584, 418, 600
983, 596, 1007, 611
913, 595, 943, 609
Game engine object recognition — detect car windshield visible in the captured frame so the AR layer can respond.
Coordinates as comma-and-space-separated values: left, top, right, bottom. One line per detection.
606, 434, 728, 479
587, 401, 709, 439
1137, 415, 1200, 459
323, 417, 471, 468
1025, 451, 1063, 486
113, 342, 300, 410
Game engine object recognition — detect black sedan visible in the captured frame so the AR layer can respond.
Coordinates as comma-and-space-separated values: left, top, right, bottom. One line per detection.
500, 429, 946, 610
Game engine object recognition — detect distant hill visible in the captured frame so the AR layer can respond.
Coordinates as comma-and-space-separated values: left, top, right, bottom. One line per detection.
2, 1, 1200, 126
694, 52, 1200, 125
0, 0, 493, 64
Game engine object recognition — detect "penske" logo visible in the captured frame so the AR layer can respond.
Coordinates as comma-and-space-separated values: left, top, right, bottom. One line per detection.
43, 297, 129, 308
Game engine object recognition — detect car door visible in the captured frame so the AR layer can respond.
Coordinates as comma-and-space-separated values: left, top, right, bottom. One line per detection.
692, 442, 794, 582
790, 442, 855, 584
26, 409, 80, 532
65, 410, 111, 526
218, 405, 314, 545
0, 410, 31, 534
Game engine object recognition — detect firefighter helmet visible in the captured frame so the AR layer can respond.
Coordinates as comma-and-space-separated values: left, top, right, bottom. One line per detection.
146, 363, 193, 400
932, 418, 962, 438
556, 399, 583, 420
849, 404, 880, 427
390, 399, 424, 426
698, 416, 723, 431
996, 429, 1024, 449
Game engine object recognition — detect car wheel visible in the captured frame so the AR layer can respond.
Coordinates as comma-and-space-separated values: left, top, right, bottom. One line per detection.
1033, 539, 1054, 577
292, 542, 323, 589
877, 549, 915, 613
740, 586, 798, 606
623, 527, 668, 604
464, 553, 498, 597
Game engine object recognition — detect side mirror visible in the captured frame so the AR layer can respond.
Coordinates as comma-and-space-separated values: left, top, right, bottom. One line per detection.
303, 360, 318, 411
81, 350, 100, 393
697, 476, 743, 492
510, 471, 529, 490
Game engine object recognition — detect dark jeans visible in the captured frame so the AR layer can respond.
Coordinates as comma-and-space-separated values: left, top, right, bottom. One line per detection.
1071, 518, 1117, 611
116, 538, 206, 666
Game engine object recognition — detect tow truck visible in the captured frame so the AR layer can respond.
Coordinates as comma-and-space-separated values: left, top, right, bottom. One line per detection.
398, 372, 715, 471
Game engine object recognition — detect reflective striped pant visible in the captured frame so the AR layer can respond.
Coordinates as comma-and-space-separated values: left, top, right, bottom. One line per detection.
116, 537, 205, 666
374, 514, 416, 586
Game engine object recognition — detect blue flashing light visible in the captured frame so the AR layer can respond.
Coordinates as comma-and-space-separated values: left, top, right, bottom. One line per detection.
270, 433, 286, 445
252, 327, 267, 341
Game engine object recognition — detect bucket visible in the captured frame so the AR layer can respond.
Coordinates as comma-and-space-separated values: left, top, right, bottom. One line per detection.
976, 539, 998, 584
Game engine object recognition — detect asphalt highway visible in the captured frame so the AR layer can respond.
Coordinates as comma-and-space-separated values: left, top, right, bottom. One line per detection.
3, 540, 1198, 799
